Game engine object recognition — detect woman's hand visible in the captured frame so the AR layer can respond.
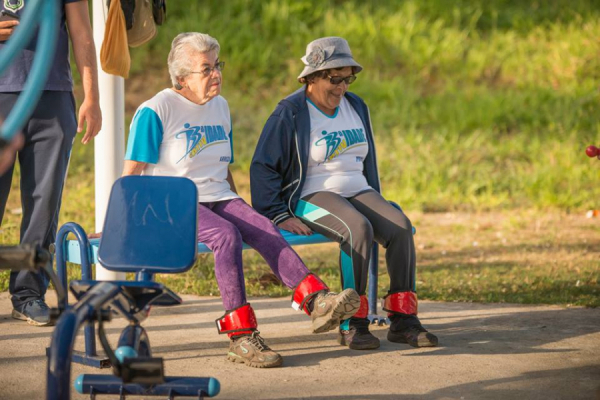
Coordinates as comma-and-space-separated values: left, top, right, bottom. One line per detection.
77, 97, 102, 144
0, 20, 19, 41
278, 218, 313, 236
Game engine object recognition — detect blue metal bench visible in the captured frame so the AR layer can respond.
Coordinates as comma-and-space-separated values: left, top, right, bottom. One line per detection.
56, 214, 403, 310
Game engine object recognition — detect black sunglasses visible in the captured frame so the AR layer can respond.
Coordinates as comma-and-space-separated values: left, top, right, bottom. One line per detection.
327, 74, 357, 85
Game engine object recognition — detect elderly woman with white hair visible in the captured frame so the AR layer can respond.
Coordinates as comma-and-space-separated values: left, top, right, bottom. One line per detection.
122, 32, 360, 368
251, 37, 438, 351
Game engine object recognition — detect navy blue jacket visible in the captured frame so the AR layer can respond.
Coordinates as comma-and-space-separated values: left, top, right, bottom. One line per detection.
250, 87, 381, 224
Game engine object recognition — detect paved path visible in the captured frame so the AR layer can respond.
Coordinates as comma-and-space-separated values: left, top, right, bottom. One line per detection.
0, 292, 599, 399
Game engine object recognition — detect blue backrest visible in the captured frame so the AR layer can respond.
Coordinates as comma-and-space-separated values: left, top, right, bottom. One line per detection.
97, 176, 198, 274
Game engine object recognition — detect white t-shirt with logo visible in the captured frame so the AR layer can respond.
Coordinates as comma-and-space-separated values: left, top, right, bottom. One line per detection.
125, 89, 239, 203
301, 97, 371, 198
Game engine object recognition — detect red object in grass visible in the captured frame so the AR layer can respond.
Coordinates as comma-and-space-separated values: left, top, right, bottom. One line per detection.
586, 145, 599, 158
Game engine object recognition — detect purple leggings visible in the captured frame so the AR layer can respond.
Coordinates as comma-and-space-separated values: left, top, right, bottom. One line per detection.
197, 198, 310, 310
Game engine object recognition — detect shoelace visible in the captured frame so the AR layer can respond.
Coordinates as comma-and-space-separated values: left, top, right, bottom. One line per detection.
247, 331, 271, 352
30, 299, 49, 310
320, 292, 337, 300
307, 291, 333, 313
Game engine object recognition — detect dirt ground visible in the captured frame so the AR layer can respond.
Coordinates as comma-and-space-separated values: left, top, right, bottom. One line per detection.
0, 292, 599, 400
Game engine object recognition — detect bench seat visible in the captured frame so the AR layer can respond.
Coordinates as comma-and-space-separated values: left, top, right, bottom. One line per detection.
62, 230, 332, 265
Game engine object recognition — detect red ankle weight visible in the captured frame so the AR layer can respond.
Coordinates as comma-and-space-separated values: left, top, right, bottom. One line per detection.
291, 273, 329, 314
382, 292, 418, 316
215, 303, 258, 337
353, 295, 369, 319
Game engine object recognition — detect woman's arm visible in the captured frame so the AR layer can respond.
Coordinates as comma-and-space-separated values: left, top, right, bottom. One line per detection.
66, 0, 101, 144
122, 160, 147, 176
250, 115, 294, 222
250, 113, 313, 235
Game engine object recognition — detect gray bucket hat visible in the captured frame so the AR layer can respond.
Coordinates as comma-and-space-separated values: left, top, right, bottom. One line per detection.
298, 37, 363, 80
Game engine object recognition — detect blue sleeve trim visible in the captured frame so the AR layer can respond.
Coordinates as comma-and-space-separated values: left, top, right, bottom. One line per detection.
125, 107, 163, 164
228, 117, 234, 164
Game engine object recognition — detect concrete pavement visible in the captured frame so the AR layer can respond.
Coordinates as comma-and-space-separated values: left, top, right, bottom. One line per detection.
0, 292, 599, 399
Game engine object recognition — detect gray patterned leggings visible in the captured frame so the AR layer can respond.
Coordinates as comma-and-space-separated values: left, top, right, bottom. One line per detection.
296, 189, 416, 296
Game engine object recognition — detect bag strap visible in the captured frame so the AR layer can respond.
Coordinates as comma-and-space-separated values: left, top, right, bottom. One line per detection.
152, 0, 166, 25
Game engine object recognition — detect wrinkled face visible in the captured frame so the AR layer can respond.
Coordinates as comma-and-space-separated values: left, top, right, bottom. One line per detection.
180, 50, 222, 105
308, 67, 354, 114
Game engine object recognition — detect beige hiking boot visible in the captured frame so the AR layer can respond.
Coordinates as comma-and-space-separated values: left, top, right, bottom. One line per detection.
310, 289, 360, 333
227, 331, 283, 368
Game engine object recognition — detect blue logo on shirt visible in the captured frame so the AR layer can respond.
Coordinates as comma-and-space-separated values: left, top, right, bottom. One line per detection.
315, 128, 367, 163
175, 123, 228, 163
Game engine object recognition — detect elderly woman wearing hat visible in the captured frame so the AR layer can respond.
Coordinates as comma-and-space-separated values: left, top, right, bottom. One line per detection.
122, 32, 361, 368
250, 37, 438, 350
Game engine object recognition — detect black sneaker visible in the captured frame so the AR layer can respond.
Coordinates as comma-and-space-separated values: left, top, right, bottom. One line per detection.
388, 314, 438, 347
227, 331, 283, 368
337, 318, 380, 350
11, 299, 53, 326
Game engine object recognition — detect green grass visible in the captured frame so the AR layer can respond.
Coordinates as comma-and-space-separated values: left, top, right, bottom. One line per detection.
2, 0, 600, 306
121, 0, 600, 210
416, 262, 600, 306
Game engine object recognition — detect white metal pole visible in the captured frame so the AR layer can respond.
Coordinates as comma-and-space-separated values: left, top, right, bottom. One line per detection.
92, 0, 125, 280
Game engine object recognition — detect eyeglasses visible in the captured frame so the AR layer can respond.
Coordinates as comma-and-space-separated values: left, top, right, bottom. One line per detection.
190, 61, 225, 77
327, 74, 356, 85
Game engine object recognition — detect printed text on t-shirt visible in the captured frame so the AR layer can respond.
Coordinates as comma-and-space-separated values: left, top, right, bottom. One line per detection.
175, 124, 228, 163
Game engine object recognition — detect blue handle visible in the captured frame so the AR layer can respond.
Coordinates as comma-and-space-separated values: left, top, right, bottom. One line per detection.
0, 0, 59, 142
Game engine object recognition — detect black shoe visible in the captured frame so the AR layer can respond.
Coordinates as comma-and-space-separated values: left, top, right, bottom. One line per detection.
337, 318, 380, 350
388, 314, 438, 347
12, 299, 53, 326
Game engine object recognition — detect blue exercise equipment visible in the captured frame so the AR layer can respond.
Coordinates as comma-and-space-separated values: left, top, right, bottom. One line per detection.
47, 176, 220, 399
0, 0, 59, 146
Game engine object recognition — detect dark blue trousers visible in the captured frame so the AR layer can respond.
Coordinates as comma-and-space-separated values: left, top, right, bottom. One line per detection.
0, 91, 77, 308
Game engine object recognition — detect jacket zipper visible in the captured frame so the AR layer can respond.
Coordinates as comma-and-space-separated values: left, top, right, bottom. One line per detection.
281, 179, 299, 192
365, 104, 382, 191
288, 114, 302, 217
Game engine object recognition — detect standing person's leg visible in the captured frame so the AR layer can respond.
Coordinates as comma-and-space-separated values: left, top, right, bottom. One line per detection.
212, 198, 360, 334
0, 94, 19, 317
8, 92, 77, 326
197, 202, 282, 368
0, 161, 15, 224
0, 93, 18, 227
349, 189, 438, 347
296, 191, 379, 350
